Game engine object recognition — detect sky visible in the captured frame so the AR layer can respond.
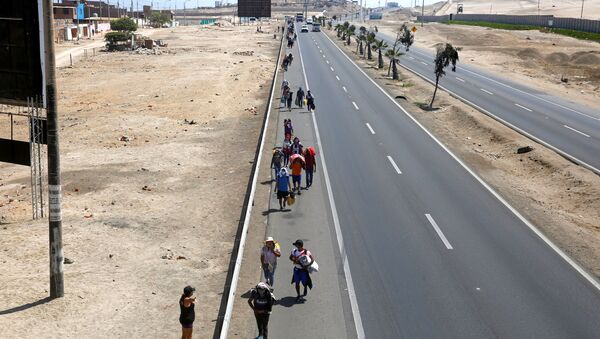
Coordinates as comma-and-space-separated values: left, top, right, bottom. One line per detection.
87, 0, 440, 10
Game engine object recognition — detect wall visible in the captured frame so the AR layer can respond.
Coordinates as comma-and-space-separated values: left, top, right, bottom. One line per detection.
416, 14, 600, 33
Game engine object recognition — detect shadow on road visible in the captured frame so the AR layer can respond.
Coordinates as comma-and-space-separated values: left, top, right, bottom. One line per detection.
0, 296, 52, 315
276, 296, 303, 308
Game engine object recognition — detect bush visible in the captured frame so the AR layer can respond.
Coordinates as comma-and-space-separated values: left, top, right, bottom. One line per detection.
105, 31, 132, 43
110, 17, 138, 32
149, 12, 172, 28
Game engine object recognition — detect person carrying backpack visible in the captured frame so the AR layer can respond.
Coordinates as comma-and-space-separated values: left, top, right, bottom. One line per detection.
306, 90, 315, 112
275, 168, 292, 210
270, 148, 283, 180
291, 137, 303, 155
248, 282, 276, 339
284, 119, 294, 137
289, 239, 314, 302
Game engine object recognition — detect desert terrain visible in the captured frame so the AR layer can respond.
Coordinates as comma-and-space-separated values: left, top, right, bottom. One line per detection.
0, 22, 279, 338
438, 0, 600, 19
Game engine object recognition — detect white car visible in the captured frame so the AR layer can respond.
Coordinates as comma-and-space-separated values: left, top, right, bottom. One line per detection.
301, 25, 309, 32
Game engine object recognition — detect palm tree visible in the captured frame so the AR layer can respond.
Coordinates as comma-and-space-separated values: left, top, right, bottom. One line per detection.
335, 24, 343, 38
346, 25, 356, 45
385, 47, 404, 80
372, 39, 388, 69
359, 34, 367, 56
355, 35, 362, 54
430, 43, 460, 108
342, 21, 350, 41
400, 24, 414, 52
366, 32, 376, 60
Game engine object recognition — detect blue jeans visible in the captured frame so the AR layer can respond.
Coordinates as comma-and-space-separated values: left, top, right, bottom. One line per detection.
263, 263, 276, 287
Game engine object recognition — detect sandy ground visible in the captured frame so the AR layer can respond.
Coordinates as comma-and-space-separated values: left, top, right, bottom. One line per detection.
373, 23, 600, 111
438, 0, 600, 19
324, 28, 600, 279
0, 23, 278, 338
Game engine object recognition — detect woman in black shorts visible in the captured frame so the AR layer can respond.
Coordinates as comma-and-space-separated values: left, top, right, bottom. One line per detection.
179, 285, 196, 339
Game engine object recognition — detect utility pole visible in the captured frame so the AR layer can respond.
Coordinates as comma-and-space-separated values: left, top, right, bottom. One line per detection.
42, 0, 65, 300
537, 0, 540, 16
421, 0, 424, 27
580, 0, 585, 18
108, 0, 111, 20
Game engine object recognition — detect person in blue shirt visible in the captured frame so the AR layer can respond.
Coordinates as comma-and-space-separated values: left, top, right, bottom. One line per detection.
275, 168, 292, 210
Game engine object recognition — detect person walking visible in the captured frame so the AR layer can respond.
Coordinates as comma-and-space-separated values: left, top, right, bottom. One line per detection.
281, 85, 290, 109
286, 90, 293, 111
261, 236, 281, 287
282, 135, 292, 167
290, 156, 304, 195
306, 90, 315, 112
304, 148, 317, 189
287, 53, 294, 66
275, 168, 292, 210
270, 148, 283, 180
296, 87, 305, 108
289, 240, 314, 302
179, 286, 196, 339
284, 119, 294, 138
291, 137, 303, 155
248, 282, 276, 339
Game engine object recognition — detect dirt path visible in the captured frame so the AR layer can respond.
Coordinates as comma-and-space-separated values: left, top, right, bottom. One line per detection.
0, 23, 279, 338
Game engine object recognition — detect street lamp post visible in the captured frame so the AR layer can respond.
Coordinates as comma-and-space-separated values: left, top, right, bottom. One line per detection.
581, 0, 585, 19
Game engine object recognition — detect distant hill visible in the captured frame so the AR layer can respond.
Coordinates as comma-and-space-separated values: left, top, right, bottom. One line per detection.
436, 0, 600, 20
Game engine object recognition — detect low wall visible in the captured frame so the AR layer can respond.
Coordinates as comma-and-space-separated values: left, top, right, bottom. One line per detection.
416, 14, 600, 33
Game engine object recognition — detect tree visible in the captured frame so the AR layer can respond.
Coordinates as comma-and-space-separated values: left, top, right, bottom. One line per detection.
346, 25, 356, 45
110, 17, 138, 32
372, 39, 388, 69
149, 12, 172, 28
366, 32, 376, 60
332, 15, 337, 21
358, 34, 366, 56
430, 43, 459, 108
400, 24, 414, 51
341, 21, 350, 41
335, 24, 342, 37
327, 21, 333, 30
385, 47, 404, 80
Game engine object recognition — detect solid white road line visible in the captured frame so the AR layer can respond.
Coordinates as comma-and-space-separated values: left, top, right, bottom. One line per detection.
331, 66, 334, 71
336, 75, 340, 81
343, 86, 348, 93
219, 34, 284, 339
366, 123, 375, 134
515, 103, 533, 112
564, 125, 591, 138
456, 77, 465, 82
420, 61, 428, 65
425, 214, 453, 250
386, 156, 402, 174
297, 28, 366, 339
352, 101, 359, 110
480, 88, 494, 95
323, 31, 600, 291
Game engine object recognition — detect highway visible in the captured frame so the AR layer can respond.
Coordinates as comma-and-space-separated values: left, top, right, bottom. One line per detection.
373, 30, 600, 174
257, 25, 600, 338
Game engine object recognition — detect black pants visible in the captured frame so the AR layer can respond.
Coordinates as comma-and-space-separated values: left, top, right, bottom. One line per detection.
255, 312, 270, 338
305, 169, 313, 187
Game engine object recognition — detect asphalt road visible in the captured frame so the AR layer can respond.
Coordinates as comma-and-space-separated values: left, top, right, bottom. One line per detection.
373, 30, 600, 174
263, 26, 600, 338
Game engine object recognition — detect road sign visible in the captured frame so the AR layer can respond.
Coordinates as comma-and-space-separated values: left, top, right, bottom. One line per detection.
411, 26, 417, 33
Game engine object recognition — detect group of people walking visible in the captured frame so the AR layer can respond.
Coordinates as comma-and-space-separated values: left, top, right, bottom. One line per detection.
280, 80, 315, 113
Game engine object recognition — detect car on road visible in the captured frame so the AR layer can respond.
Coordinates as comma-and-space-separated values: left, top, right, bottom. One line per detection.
301, 25, 309, 32
312, 23, 321, 32
306, 18, 313, 25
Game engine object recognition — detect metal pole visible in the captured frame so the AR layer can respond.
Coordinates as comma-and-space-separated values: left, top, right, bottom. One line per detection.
43, 0, 65, 299
537, 0, 540, 16
421, 0, 424, 27
581, 0, 585, 18
108, 0, 111, 20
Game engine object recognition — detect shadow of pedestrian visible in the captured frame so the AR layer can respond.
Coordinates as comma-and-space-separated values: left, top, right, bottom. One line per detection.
0, 296, 52, 315
275, 296, 302, 308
